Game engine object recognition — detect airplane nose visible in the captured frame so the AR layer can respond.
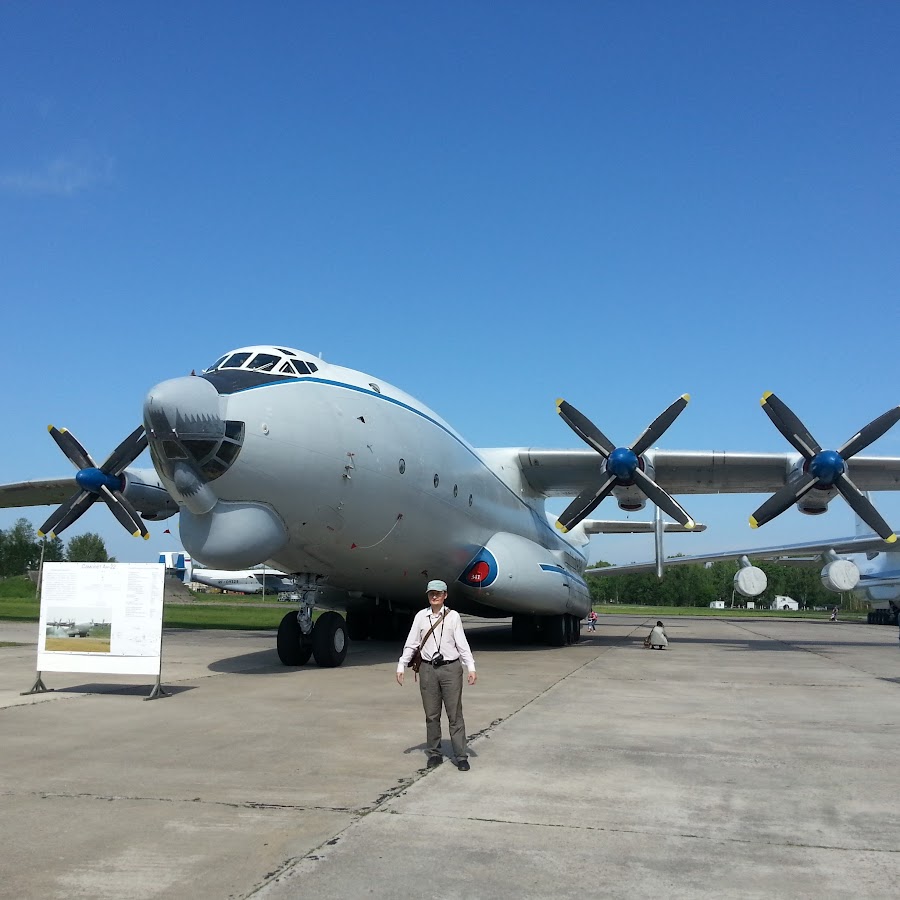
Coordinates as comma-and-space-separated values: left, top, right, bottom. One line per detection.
144, 375, 225, 443
143, 376, 229, 515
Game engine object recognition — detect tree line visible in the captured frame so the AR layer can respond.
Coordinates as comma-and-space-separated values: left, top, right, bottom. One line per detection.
0, 518, 114, 577
586, 557, 843, 608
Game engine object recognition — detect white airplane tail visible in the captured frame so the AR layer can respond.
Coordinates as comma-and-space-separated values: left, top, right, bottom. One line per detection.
158, 551, 193, 583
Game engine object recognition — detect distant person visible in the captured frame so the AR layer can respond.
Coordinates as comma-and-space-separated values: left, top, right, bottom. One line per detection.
648, 620, 668, 649
830, 607, 838, 622
396, 579, 477, 771
587, 610, 598, 632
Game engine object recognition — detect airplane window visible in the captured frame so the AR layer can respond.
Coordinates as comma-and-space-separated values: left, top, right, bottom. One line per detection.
276, 347, 299, 355
201, 458, 229, 479
205, 356, 228, 372
162, 441, 188, 460
290, 359, 314, 374
225, 421, 245, 441
278, 361, 298, 375
218, 441, 241, 466
222, 352, 252, 369
247, 353, 281, 372
307, 361, 318, 373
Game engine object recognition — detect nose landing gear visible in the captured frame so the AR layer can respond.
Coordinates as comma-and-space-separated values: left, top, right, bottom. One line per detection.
276, 574, 349, 668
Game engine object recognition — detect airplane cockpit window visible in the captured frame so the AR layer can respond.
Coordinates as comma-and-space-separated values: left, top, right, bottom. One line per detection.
199, 348, 319, 393
221, 352, 252, 369
246, 353, 280, 372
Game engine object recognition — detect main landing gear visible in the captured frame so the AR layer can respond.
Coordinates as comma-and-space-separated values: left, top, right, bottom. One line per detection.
510, 613, 583, 647
276, 574, 349, 668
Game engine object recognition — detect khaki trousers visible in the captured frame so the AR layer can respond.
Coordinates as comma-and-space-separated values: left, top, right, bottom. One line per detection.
418, 659, 467, 760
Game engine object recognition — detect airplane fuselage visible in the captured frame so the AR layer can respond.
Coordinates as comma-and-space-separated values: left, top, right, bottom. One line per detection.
143, 349, 591, 619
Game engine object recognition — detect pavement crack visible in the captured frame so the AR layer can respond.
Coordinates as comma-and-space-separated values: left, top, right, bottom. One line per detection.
374, 808, 900, 853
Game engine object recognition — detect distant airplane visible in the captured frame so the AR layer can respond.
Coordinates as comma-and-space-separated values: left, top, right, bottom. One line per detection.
159, 551, 295, 596
46, 619, 106, 637
3, 344, 900, 667
591, 511, 900, 624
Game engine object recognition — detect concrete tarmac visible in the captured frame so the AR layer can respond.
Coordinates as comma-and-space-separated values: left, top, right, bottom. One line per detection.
1, 614, 899, 899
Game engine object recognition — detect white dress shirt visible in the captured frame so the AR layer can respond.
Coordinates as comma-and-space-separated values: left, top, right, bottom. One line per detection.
397, 606, 476, 674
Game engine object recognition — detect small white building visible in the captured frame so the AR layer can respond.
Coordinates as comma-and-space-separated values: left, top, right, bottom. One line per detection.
770, 595, 799, 611
709, 600, 726, 609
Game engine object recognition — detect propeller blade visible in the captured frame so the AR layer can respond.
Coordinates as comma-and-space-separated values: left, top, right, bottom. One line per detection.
749, 472, 817, 529
48, 426, 96, 470
631, 394, 690, 457
834, 473, 897, 542
837, 406, 900, 460
99, 425, 148, 475
99, 486, 149, 539
39, 491, 95, 538
631, 468, 695, 529
556, 472, 618, 533
759, 393, 821, 458
556, 399, 615, 457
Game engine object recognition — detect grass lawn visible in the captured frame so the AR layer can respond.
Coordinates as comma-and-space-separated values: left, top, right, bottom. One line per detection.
0, 576, 867, 627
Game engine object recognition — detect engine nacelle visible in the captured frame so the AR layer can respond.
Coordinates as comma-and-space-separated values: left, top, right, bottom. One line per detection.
734, 565, 767, 598
796, 486, 837, 515
612, 456, 655, 512
122, 467, 179, 521
457, 532, 591, 617
820, 559, 860, 593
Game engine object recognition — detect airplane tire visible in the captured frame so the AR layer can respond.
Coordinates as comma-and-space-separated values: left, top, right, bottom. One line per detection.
545, 614, 566, 647
277, 611, 313, 666
312, 612, 349, 668
570, 614, 582, 643
346, 608, 371, 641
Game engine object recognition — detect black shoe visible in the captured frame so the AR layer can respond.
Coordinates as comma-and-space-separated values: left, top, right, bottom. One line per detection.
456, 759, 470, 771
426, 755, 443, 769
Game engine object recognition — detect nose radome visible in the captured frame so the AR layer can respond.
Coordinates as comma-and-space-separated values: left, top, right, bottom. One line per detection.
144, 376, 225, 440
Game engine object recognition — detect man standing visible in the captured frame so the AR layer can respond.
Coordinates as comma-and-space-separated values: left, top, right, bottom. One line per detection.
396, 579, 477, 770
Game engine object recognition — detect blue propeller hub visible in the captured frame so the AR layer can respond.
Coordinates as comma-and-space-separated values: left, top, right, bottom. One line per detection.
75, 467, 123, 494
607, 446, 639, 481
808, 449, 845, 485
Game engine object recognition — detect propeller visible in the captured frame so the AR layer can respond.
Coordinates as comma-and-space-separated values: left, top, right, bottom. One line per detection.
751, 392, 900, 542
39, 425, 150, 540
555, 395, 696, 533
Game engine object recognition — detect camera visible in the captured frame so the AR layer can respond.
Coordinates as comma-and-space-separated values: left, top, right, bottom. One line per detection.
431, 652, 444, 665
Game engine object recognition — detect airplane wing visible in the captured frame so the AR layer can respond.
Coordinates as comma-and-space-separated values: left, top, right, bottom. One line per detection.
518, 449, 900, 497
584, 533, 891, 577
0, 478, 78, 508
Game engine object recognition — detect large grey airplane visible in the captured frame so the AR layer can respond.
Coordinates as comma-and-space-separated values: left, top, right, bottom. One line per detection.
3, 345, 900, 667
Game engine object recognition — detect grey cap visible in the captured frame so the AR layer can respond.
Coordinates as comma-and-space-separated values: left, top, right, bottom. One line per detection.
426, 579, 448, 593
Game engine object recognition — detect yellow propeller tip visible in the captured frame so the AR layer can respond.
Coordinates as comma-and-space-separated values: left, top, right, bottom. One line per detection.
37, 530, 46, 538
760, 391, 773, 405
555, 521, 569, 534
681, 393, 691, 403
886, 533, 898, 544
555, 398, 564, 410
142, 532, 150, 541
685, 520, 696, 530
749, 517, 759, 529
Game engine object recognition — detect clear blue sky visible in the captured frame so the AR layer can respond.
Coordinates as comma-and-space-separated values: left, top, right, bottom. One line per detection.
2, 2, 899, 567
